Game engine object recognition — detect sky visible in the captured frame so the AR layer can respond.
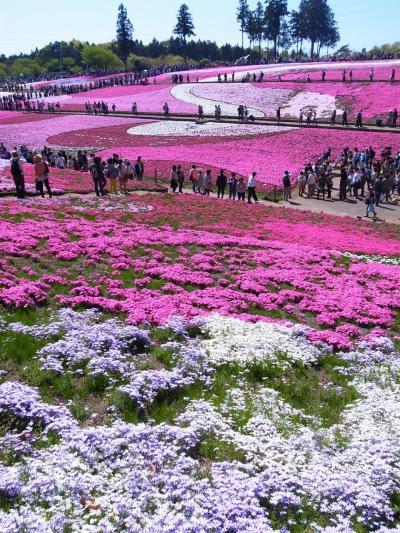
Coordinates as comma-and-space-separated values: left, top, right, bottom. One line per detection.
1, 0, 399, 57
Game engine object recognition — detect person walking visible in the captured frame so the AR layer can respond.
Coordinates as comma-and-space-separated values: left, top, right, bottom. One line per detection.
34, 154, 52, 198
237, 177, 245, 201
216, 170, 227, 199
247, 172, 258, 203
365, 191, 377, 219
10, 150, 26, 199
282, 171, 291, 201
355, 111, 363, 128
330, 110, 336, 126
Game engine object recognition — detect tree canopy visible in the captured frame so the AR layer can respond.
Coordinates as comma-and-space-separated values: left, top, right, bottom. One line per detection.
115, 3, 134, 70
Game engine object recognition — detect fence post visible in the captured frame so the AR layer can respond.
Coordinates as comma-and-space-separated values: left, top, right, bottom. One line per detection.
154, 169, 158, 183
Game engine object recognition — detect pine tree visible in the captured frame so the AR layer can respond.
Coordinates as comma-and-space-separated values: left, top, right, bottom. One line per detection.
116, 3, 134, 71
264, 0, 288, 59
173, 4, 195, 63
236, 0, 250, 50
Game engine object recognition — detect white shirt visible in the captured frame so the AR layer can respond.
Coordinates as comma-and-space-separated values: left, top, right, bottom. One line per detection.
248, 174, 256, 187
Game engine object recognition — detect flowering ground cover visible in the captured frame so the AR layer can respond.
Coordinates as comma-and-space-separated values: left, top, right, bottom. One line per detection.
0, 114, 145, 150
256, 80, 400, 119
1, 192, 400, 530
100, 127, 400, 186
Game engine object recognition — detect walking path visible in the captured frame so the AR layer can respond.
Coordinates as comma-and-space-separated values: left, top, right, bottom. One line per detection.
5, 109, 400, 134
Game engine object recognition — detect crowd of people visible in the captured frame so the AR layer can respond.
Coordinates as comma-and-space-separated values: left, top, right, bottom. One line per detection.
292, 145, 400, 219
3, 138, 400, 222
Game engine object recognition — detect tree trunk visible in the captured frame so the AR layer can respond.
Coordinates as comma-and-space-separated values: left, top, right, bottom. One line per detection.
242, 30, 244, 50
274, 38, 277, 59
310, 40, 315, 58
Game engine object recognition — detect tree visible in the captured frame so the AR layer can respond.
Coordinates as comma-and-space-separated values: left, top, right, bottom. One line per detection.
116, 3, 134, 71
253, 2, 266, 58
237, 0, 250, 50
245, 11, 258, 49
264, 0, 288, 59
298, 0, 338, 58
81, 45, 123, 71
289, 10, 305, 54
173, 4, 195, 62
10, 58, 41, 76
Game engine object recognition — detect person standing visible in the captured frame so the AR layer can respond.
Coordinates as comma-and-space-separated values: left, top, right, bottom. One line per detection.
10, 150, 26, 199
216, 170, 227, 199
355, 111, 363, 128
282, 171, 291, 201
339, 165, 348, 201
170, 165, 178, 193
390, 68, 396, 83
393, 108, 398, 128
276, 106, 281, 125
197, 168, 204, 194
297, 171, 307, 197
342, 108, 348, 126
34, 154, 52, 198
374, 176, 383, 206
317, 172, 326, 200
307, 169, 316, 198
189, 165, 198, 193
106, 159, 118, 194
330, 110, 336, 126
177, 165, 185, 193
321, 69, 326, 81
118, 159, 128, 194
90, 156, 105, 197
247, 172, 258, 203
228, 173, 238, 200
204, 170, 212, 196
163, 102, 169, 117
135, 156, 144, 181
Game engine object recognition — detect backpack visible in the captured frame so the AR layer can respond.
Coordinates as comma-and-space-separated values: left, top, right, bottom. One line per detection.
283, 175, 291, 187
44, 162, 49, 175
11, 158, 22, 178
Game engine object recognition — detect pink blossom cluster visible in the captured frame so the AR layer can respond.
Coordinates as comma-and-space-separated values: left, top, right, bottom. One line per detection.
0, 193, 399, 347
